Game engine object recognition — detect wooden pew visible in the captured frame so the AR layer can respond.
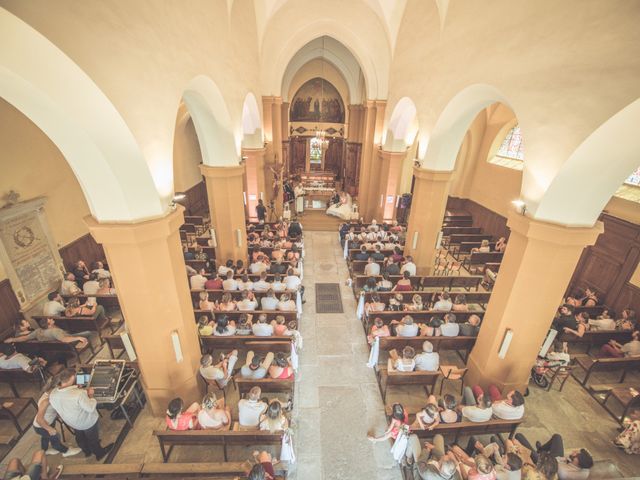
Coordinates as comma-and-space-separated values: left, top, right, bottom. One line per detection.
60, 294, 121, 312
153, 428, 283, 462
463, 251, 504, 274
351, 275, 483, 293
14, 339, 93, 365
194, 310, 297, 323
386, 406, 521, 442
59, 462, 250, 479
203, 273, 299, 282
191, 290, 298, 305
444, 210, 472, 222
234, 377, 294, 398
186, 245, 216, 258
376, 367, 440, 401
199, 335, 292, 353
32, 314, 113, 339
365, 311, 484, 329
453, 242, 497, 260
572, 354, 640, 387
559, 330, 633, 354
441, 226, 482, 236
104, 334, 127, 359
445, 234, 493, 251
0, 397, 38, 434
363, 291, 491, 308
59, 463, 142, 479
377, 336, 477, 363
600, 386, 640, 424
0, 367, 46, 397
442, 219, 473, 228
573, 305, 609, 317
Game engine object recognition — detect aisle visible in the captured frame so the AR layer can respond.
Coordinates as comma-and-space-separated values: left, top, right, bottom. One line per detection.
291, 231, 401, 480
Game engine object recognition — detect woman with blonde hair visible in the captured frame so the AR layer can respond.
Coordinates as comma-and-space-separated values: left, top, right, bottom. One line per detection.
199, 291, 215, 311
197, 393, 230, 430
217, 293, 237, 311
259, 400, 289, 433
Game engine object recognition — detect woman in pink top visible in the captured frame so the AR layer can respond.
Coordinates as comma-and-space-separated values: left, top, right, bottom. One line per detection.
217, 293, 237, 311
272, 315, 288, 335
268, 352, 294, 379
166, 397, 199, 431
368, 403, 409, 443
368, 317, 390, 344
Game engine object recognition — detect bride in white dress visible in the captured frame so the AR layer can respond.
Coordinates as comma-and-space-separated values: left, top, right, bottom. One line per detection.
326, 191, 353, 220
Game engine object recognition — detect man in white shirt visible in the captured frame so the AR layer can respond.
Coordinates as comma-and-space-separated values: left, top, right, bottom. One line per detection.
401, 256, 417, 276
199, 352, 237, 388
461, 387, 493, 422
190, 268, 207, 290
261, 290, 279, 310
475, 386, 525, 420
60, 273, 81, 296
49, 368, 113, 460
254, 272, 272, 293
222, 271, 239, 291
91, 261, 111, 280
0, 344, 41, 371
43, 291, 66, 316
284, 269, 301, 291
252, 315, 274, 336
364, 257, 380, 276
393, 316, 419, 337
440, 313, 460, 337
238, 386, 268, 429
83, 273, 100, 295
414, 341, 439, 371
240, 351, 275, 378
588, 316, 615, 330
433, 292, 453, 312
218, 259, 235, 277
271, 275, 286, 292
249, 259, 268, 274
237, 291, 258, 311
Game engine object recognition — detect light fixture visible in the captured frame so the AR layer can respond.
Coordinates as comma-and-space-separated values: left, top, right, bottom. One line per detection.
209, 228, 218, 248
171, 330, 183, 363
170, 192, 187, 208
511, 199, 527, 215
412, 231, 419, 250
498, 329, 514, 359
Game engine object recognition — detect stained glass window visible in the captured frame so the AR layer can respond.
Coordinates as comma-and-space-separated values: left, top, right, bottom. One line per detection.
496, 125, 525, 161
310, 137, 322, 164
624, 167, 640, 186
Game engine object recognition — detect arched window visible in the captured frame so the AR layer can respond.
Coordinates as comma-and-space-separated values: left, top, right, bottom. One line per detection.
614, 166, 640, 203
624, 167, 640, 186
489, 124, 524, 170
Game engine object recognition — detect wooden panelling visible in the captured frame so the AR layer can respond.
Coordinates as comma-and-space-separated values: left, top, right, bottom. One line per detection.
568, 214, 640, 315
58, 233, 105, 272
289, 137, 307, 174
446, 197, 510, 240
0, 279, 21, 338
180, 181, 209, 217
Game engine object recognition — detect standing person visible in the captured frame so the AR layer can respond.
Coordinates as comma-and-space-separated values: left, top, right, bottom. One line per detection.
32, 380, 82, 457
256, 200, 267, 223
294, 182, 305, 215
288, 218, 303, 238
48, 368, 114, 460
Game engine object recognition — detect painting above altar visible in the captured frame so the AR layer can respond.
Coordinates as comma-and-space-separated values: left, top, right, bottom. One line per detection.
290, 77, 345, 123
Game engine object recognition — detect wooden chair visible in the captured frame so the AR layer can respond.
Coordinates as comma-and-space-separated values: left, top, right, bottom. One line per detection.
544, 364, 574, 392
447, 261, 462, 275
434, 258, 448, 276
438, 365, 468, 395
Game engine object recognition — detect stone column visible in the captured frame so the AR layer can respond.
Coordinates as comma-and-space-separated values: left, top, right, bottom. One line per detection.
357, 100, 386, 221
404, 167, 453, 274
271, 98, 284, 217
466, 213, 603, 392
200, 164, 248, 262
86, 206, 200, 415
242, 147, 267, 221
372, 149, 407, 221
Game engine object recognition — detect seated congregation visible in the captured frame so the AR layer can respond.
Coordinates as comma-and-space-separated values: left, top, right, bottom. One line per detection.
340, 215, 640, 480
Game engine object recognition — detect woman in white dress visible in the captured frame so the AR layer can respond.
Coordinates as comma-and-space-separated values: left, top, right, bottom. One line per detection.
326, 192, 353, 220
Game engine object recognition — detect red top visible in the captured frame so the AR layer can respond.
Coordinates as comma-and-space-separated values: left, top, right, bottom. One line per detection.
205, 278, 223, 290
394, 283, 412, 292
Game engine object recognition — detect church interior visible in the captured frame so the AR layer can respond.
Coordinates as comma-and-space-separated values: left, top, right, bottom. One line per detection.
0, 1, 639, 479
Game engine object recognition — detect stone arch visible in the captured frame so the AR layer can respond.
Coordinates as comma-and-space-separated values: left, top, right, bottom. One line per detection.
384, 97, 418, 152
535, 98, 640, 226
181, 75, 239, 166
0, 8, 165, 222
241, 92, 263, 148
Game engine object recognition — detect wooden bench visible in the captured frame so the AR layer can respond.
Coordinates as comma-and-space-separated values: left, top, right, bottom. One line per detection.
444, 234, 493, 250
600, 386, 640, 424
453, 242, 497, 260
200, 336, 292, 354
377, 336, 477, 363
60, 463, 142, 479
365, 311, 484, 333
442, 226, 483, 236
376, 367, 440, 401
363, 291, 491, 308
559, 330, 633, 354
444, 210, 472, 222
0, 366, 47, 397
153, 429, 283, 462
61, 293, 122, 313
385, 406, 521, 442
347, 249, 396, 261
442, 219, 473, 228
572, 354, 640, 387
60, 462, 250, 479
462, 251, 503, 273
352, 275, 482, 293
32, 314, 114, 339
194, 311, 297, 323
14, 339, 93, 365
234, 377, 294, 399
191, 290, 298, 305
0, 397, 38, 434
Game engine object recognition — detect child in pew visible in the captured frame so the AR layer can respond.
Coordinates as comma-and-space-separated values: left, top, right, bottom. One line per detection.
197, 393, 231, 431
388, 346, 416, 372
166, 397, 200, 431
367, 317, 390, 344
368, 403, 409, 443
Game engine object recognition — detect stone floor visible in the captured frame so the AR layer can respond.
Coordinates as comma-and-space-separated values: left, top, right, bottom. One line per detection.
1, 230, 639, 478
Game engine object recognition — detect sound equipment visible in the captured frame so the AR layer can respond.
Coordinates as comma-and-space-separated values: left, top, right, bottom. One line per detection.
88, 359, 126, 403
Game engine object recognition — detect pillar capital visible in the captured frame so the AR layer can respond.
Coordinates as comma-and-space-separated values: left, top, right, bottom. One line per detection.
200, 163, 244, 179
378, 149, 408, 162
413, 166, 454, 182
241, 146, 267, 157
507, 211, 604, 246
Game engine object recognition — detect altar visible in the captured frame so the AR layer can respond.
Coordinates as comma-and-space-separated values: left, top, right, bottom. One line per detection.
300, 172, 336, 210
